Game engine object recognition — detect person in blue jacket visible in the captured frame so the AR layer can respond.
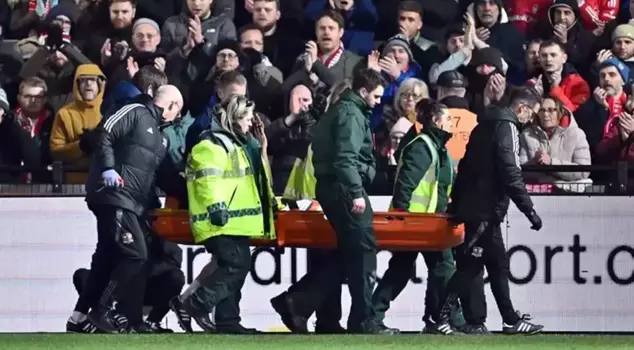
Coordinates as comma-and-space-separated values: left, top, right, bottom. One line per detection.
305, 0, 378, 56
369, 34, 422, 131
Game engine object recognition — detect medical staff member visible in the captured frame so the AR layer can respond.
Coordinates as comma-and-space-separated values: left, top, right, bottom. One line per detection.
170, 95, 276, 334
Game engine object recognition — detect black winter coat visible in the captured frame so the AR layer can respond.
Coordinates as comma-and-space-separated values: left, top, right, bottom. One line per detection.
450, 105, 534, 222
85, 97, 168, 215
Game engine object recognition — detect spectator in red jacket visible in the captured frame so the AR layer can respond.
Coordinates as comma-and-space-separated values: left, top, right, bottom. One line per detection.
576, 56, 629, 153
578, 0, 619, 33
596, 98, 634, 165
505, 0, 552, 34
527, 40, 590, 111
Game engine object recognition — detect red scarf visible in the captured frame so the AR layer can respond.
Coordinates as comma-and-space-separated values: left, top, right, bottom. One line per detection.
17, 108, 48, 138
319, 43, 344, 69
28, 0, 52, 15
604, 93, 627, 138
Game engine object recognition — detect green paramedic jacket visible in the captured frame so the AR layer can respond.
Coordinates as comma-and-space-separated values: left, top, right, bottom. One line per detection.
392, 127, 454, 213
186, 126, 276, 244
311, 89, 376, 199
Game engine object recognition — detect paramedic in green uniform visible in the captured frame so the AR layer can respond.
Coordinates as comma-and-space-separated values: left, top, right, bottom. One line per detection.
310, 68, 390, 334
371, 99, 466, 333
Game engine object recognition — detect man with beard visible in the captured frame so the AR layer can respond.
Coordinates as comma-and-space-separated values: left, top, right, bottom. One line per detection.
434, 86, 544, 335
251, 0, 303, 77
271, 69, 391, 334
523, 39, 543, 81
305, 0, 378, 57
286, 10, 361, 88
576, 57, 630, 156
527, 40, 590, 112
531, 0, 595, 75
466, 0, 525, 85
88, 0, 136, 67
591, 23, 634, 88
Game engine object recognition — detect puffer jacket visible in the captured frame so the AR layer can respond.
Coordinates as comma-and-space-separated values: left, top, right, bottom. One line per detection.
85, 95, 168, 215
519, 110, 592, 183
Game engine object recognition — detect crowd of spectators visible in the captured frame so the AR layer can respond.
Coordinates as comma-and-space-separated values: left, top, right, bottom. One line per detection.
1, 0, 634, 194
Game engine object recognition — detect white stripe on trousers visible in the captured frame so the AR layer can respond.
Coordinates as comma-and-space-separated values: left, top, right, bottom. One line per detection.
103, 104, 143, 133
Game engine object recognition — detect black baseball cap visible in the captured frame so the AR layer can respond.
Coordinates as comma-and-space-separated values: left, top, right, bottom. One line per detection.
437, 70, 468, 88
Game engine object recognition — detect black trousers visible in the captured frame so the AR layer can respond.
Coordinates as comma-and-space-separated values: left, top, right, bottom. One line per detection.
73, 265, 185, 323
185, 235, 251, 327
283, 181, 378, 331
283, 248, 344, 325
460, 269, 488, 325
74, 206, 149, 325
307, 249, 343, 325
439, 221, 520, 325
372, 249, 464, 326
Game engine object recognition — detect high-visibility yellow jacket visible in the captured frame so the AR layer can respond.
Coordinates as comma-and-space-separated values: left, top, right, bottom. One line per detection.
282, 144, 317, 200
392, 131, 453, 213
186, 130, 276, 244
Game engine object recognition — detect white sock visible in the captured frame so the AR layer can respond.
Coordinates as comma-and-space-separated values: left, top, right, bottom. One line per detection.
71, 311, 87, 323
180, 280, 201, 301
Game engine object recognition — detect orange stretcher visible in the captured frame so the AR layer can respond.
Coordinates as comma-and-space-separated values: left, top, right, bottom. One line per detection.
150, 208, 464, 251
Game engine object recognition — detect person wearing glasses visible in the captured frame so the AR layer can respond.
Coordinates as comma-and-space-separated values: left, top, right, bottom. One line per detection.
434, 86, 544, 335
170, 95, 276, 334
68, 85, 183, 334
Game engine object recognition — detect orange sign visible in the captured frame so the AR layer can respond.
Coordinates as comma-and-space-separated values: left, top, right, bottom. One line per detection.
447, 108, 478, 165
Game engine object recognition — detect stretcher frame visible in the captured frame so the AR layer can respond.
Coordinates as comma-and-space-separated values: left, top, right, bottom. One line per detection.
150, 209, 464, 251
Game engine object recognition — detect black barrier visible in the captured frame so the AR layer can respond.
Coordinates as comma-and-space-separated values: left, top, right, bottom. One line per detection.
1, 162, 634, 196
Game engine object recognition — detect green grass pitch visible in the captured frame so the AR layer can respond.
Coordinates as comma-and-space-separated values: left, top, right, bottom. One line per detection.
2, 334, 634, 350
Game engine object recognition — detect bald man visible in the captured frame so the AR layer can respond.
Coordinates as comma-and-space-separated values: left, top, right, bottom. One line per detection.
70, 85, 185, 334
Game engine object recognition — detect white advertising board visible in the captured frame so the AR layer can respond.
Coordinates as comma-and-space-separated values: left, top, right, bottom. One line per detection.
0, 196, 632, 332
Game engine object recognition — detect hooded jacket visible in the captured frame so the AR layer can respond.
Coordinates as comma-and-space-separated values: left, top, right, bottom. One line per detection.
450, 105, 534, 222
49, 64, 106, 182
466, 3, 526, 85
531, 0, 596, 75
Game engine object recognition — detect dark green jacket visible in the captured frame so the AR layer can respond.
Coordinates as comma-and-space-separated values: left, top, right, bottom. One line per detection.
162, 113, 194, 173
312, 89, 376, 199
392, 127, 453, 212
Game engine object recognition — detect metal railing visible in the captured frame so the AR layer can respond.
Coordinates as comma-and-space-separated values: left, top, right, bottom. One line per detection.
0, 161, 633, 197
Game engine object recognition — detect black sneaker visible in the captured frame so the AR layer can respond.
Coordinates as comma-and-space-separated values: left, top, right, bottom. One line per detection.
215, 324, 261, 334
146, 321, 174, 333
112, 313, 129, 329
66, 317, 104, 333
270, 293, 308, 333
421, 320, 437, 334
176, 297, 216, 333
502, 311, 543, 335
169, 297, 193, 333
120, 322, 155, 334
435, 322, 464, 335
459, 324, 492, 335
89, 308, 124, 333
314, 322, 346, 334
376, 323, 400, 334
348, 320, 398, 335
